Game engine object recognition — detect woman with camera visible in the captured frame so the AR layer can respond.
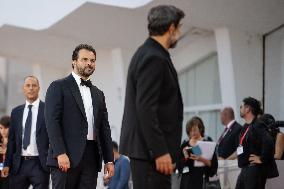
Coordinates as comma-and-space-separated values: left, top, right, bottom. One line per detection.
176, 116, 218, 189
259, 114, 284, 160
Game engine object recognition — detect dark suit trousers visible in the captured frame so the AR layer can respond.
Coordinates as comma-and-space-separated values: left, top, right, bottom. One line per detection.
9, 157, 49, 189
236, 164, 268, 189
51, 141, 99, 189
180, 167, 205, 189
130, 158, 171, 189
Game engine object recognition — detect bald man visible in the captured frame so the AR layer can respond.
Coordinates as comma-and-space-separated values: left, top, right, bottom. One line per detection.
217, 107, 242, 159
3, 76, 49, 189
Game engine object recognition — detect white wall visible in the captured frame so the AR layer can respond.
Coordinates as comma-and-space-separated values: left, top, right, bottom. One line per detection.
5, 58, 68, 114
92, 48, 126, 143
215, 28, 263, 121
173, 35, 217, 72
265, 26, 284, 120
229, 29, 263, 109
0, 57, 7, 114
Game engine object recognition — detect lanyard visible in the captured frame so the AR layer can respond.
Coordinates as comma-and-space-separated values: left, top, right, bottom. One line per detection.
239, 126, 250, 146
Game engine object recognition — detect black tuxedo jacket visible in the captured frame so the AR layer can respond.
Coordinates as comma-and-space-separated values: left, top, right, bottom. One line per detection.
217, 121, 242, 159
120, 38, 184, 162
45, 74, 113, 169
4, 101, 49, 174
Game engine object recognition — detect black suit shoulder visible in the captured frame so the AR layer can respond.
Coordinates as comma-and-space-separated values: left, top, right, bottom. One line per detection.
49, 76, 69, 87
232, 121, 242, 132
130, 47, 165, 73
11, 104, 25, 113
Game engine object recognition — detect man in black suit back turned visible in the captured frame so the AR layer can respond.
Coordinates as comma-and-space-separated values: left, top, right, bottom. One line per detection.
45, 44, 114, 189
120, 5, 185, 189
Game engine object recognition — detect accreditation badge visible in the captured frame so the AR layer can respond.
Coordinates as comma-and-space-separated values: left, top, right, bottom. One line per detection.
237, 145, 244, 155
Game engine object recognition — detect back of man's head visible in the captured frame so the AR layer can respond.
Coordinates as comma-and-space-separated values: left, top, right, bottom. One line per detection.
147, 5, 185, 36
112, 141, 119, 152
243, 97, 262, 117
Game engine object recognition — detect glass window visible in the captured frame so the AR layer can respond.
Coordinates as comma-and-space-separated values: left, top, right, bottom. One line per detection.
179, 53, 222, 141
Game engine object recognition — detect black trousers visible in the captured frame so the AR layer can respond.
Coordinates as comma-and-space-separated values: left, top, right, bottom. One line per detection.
51, 141, 99, 189
9, 157, 49, 189
236, 164, 268, 189
180, 167, 205, 189
0, 177, 9, 189
130, 158, 171, 189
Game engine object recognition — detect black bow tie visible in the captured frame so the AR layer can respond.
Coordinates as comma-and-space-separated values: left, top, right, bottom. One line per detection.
80, 78, 92, 88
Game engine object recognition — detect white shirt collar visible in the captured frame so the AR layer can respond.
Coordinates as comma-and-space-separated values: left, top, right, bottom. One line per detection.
25, 98, 40, 108
226, 120, 235, 129
72, 71, 91, 87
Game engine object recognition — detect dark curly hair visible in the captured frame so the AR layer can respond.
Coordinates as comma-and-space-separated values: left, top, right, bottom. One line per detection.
112, 141, 119, 152
243, 97, 262, 117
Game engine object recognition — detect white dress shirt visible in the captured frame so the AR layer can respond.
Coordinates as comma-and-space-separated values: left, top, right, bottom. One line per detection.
72, 72, 95, 140
22, 98, 40, 156
226, 120, 235, 130
223, 120, 236, 137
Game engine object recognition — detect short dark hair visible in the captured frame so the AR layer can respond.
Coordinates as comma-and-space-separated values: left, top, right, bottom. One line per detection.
0, 115, 10, 129
147, 5, 185, 36
112, 141, 119, 152
243, 97, 262, 117
186, 116, 205, 137
72, 44, 96, 68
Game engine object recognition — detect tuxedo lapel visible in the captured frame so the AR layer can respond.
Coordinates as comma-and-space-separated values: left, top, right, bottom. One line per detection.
90, 86, 99, 123
66, 74, 87, 121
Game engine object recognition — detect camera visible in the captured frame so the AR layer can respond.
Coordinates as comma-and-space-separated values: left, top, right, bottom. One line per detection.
182, 146, 192, 159
259, 114, 284, 139
182, 145, 202, 159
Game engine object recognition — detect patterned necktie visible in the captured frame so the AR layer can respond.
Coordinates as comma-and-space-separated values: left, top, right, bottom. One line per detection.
218, 127, 229, 144
23, 105, 33, 150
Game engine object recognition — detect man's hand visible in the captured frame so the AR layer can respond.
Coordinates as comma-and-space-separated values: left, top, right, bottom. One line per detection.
57, 153, 70, 172
1, 166, 9, 177
155, 153, 173, 175
104, 162, 114, 179
249, 154, 262, 164
103, 174, 111, 186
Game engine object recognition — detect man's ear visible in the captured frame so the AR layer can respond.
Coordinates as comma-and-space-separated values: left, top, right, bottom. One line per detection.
246, 106, 251, 114
168, 23, 176, 34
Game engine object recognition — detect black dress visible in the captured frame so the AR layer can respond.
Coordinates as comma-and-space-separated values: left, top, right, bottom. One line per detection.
176, 137, 218, 189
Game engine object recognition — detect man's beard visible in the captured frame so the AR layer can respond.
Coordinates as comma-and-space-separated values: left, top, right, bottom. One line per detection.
169, 38, 178, 49
78, 66, 94, 78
